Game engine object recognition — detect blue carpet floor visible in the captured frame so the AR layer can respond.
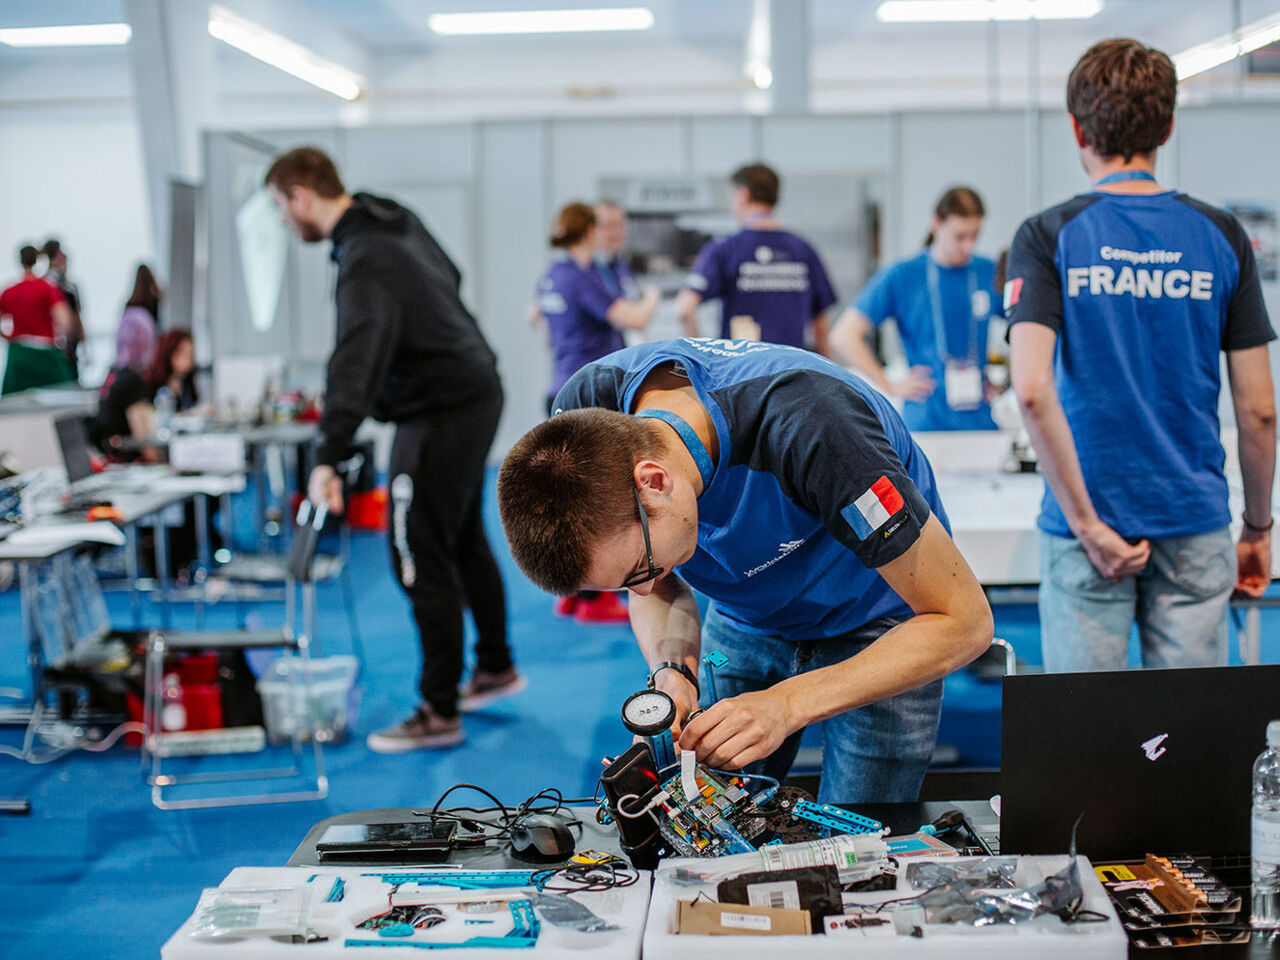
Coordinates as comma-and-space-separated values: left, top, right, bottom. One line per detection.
1, 471, 1276, 956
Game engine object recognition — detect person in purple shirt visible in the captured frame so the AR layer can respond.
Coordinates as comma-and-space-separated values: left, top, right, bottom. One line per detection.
675, 163, 837, 356
537, 202, 658, 415
593, 200, 641, 302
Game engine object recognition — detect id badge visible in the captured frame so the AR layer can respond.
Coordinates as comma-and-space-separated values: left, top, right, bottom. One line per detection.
944, 360, 983, 411
729, 315, 762, 342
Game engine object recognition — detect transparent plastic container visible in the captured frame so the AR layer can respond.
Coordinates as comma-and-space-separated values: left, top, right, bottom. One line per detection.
256, 655, 360, 743
1252, 719, 1280, 929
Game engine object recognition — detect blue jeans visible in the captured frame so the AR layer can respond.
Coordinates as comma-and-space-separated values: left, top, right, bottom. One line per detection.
1039, 528, 1234, 672
701, 604, 943, 804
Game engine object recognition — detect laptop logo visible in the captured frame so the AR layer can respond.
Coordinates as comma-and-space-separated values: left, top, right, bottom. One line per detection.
1141, 733, 1169, 761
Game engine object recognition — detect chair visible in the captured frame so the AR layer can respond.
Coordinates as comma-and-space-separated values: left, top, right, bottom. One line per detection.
208, 455, 365, 664
140, 501, 332, 810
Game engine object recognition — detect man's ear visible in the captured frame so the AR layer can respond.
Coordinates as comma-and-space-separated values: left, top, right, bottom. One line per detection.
1069, 115, 1088, 149
1159, 116, 1174, 147
634, 459, 673, 496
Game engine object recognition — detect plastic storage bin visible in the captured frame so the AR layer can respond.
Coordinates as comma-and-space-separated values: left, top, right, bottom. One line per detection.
256, 655, 360, 743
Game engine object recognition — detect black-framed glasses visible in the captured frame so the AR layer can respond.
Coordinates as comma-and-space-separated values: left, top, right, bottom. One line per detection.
620, 487, 665, 589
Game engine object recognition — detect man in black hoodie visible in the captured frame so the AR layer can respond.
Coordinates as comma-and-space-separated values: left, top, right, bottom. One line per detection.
266, 146, 523, 753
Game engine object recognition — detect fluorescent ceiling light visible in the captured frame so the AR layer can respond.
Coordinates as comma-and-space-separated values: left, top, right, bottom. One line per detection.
877, 0, 1101, 22
0, 23, 132, 46
1174, 10, 1280, 80
207, 4, 363, 100
428, 7, 655, 36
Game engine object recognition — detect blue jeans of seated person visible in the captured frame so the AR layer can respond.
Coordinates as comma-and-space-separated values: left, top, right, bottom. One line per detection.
1038, 527, 1235, 673
700, 603, 942, 805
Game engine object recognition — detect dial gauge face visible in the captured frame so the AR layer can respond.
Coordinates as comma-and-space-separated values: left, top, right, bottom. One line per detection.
621, 689, 676, 736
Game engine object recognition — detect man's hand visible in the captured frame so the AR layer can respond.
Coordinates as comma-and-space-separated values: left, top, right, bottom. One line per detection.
892, 366, 937, 402
677, 688, 795, 770
652, 669, 699, 741
307, 464, 344, 515
1078, 519, 1149, 581
1235, 527, 1272, 598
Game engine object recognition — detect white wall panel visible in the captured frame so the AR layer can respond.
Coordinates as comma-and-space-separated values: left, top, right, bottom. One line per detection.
897, 111, 1027, 262
549, 119, 686, 207
689, 117, 757, 175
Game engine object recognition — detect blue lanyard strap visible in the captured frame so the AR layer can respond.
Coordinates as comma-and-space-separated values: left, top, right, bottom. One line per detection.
594, 260, 621, 297
1093, 170, 1157, 186
925, 257, 980, 364
632, 409, 715, 490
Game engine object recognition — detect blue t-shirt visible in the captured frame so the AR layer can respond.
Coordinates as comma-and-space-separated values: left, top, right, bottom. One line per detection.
554, 338, 949, 640
685, 229, 837, 349
1006, 190, 1275, 540
854, 251, 1000, 432
594, 256, 640, 301
537, 256, 624, 399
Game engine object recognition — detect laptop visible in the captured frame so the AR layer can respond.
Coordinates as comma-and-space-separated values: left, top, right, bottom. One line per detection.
1001, 664, 1280, 860
54, 414, 96, 486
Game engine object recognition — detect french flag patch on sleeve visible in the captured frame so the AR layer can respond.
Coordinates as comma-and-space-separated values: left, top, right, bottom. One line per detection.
841, 476, 905, 540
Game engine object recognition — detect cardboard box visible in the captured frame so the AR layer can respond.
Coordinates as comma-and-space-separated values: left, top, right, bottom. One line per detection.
675, 899, 811, 936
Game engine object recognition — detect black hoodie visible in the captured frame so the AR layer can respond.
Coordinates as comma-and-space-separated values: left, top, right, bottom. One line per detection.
316, 192, 500, 467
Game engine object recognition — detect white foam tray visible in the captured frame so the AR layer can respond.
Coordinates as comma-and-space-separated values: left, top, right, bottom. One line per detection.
643, 854, 1128, 960
161, 865, 651, 959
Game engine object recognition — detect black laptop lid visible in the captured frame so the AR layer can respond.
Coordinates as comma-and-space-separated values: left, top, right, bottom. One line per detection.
1001, 664, 1280, 860
55, 415, 94, 485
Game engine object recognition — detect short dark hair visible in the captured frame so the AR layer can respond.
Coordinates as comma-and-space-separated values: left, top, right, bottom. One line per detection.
18, 245, 38, 269
264, 146, 346, 199
730, 163, 780, 207
550, 202, 596, 248
42, 238, 62, 261
1067, 38, 1176, 162
497, 409, 668, 595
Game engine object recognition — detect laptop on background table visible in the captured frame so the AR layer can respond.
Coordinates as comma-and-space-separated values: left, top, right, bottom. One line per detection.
1001, 664, 1280, 861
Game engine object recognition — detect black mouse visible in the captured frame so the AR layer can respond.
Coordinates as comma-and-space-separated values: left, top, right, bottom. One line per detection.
509, 813, 575, 863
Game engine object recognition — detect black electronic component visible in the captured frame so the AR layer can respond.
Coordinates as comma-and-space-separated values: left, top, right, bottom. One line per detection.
316, 821, 457, 863
599, 742, 667, 869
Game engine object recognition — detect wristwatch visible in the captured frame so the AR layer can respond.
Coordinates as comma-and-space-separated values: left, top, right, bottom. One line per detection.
648, 660, 699, 697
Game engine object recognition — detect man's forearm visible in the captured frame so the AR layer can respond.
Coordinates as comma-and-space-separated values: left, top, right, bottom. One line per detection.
628, 577, 701, 673
1019, 389, 1100, 536
1239, 415, 1277, 525
778, 609, 988, 729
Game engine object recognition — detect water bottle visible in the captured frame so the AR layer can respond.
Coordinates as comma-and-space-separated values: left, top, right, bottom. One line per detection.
154, 385, 176, 441
1252, 719, 1280, 928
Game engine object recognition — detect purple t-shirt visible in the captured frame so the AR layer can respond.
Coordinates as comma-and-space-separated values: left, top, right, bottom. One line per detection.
685, 228, 837, 348
538, 256, 624, 399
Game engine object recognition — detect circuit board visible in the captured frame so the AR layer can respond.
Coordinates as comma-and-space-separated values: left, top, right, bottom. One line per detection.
654, 765, 767, 857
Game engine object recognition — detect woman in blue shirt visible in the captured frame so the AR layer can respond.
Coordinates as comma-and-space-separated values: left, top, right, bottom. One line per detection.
536, 202, 658, 621
538, 202, 658, 416
831, 187, 1001, 432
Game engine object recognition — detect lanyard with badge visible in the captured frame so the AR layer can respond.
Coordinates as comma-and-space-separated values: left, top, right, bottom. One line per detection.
926, 257, 986, 411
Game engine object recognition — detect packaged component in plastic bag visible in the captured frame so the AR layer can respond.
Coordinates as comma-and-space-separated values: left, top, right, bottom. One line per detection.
668, 833, 888, 886
532, 891, 619, 933
905, 857, 1019, 891
188, 885, 313, 942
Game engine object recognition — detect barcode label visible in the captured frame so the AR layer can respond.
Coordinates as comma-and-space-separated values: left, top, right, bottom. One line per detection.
746, 880, 801, 912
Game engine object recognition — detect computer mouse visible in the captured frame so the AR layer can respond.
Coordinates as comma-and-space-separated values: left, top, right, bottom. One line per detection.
509, 813, 575, 863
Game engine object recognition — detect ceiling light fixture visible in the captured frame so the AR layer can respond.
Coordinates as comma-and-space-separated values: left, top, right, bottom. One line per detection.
207, 4, 363, 101
0, 23, 132, 46
428, 7, 655, 36
1173, 10, 1280, 80
876, 0, 1102, 22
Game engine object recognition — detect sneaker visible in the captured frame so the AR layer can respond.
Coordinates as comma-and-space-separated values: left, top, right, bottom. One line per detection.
458, 667, 528, 712
366, 706, 464, 753
574, 591, 630, 623
553, 596, 578, 617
